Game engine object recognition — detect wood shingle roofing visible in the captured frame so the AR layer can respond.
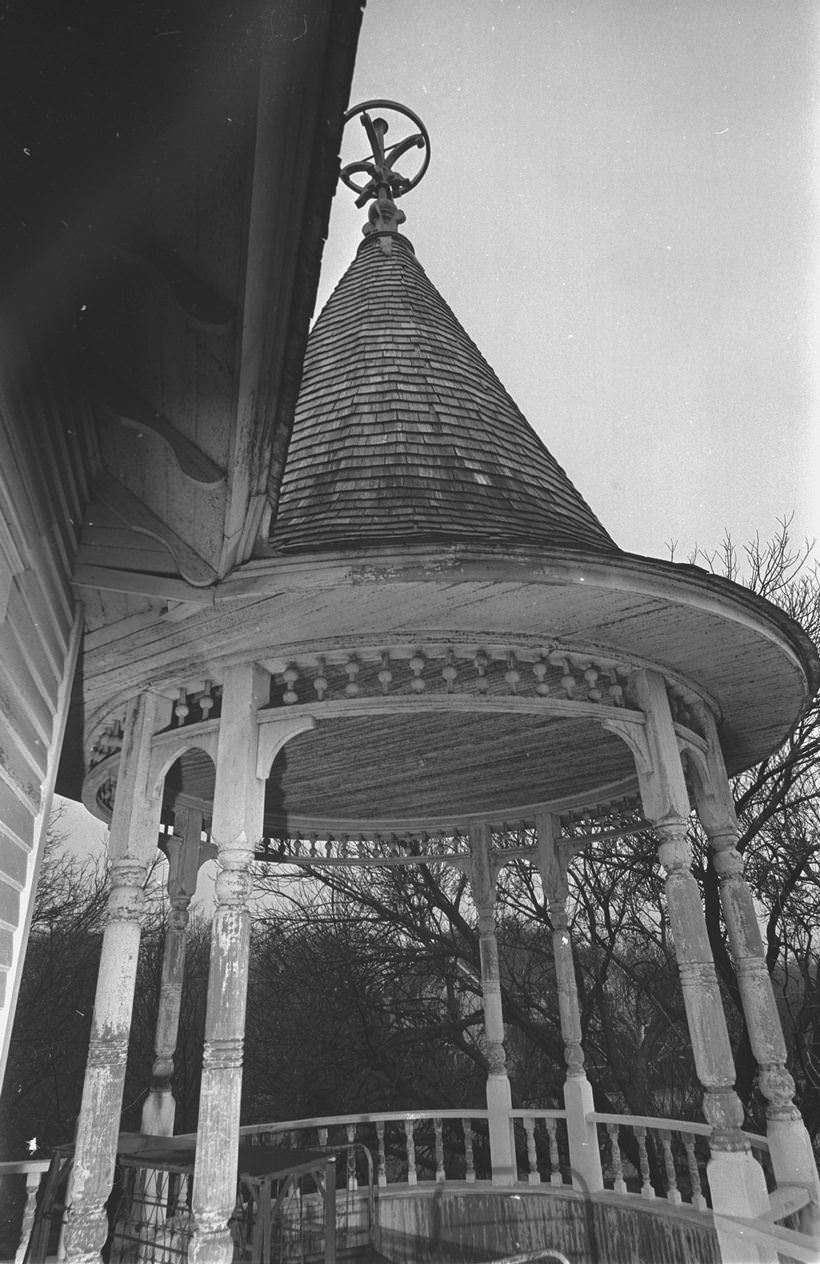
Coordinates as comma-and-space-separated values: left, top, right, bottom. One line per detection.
269, 232, 620, 554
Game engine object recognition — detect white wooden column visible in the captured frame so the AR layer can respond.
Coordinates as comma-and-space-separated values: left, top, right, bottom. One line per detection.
64, 691, 168, 1264
628, 670, 773, 1261
690, 703, 820, 1216
189, 664, 269, 1264
468, 822, 516, 1185
141, 807, 203, 1137
535, 812, 602, 1193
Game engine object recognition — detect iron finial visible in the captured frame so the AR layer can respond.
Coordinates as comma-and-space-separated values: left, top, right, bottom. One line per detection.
340, 100, 430, 246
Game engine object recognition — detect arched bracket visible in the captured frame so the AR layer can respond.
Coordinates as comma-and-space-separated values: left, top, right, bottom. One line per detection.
149, 731, 220, 802
256, 714, 316, 780
96, 477, 218, 587
599, 716, 653, 776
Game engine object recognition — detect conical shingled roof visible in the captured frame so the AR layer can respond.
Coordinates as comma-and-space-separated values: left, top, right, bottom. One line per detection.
270, 232, 619, 554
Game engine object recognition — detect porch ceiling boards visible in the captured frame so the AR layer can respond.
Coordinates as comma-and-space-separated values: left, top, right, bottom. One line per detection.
162, 711, 636, 830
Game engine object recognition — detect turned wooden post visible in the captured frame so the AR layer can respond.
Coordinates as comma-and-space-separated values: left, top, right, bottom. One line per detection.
628, 670, 773, 1261
689, 703, 820, 1216
189, 664, 269, 1264
468, 822, 516, 1185
535, 812, 602, 1193
64, 691, 168, 1264
141, 807, 204, 1137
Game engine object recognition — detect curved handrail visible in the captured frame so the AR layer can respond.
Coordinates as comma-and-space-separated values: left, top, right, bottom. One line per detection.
239, 1107, 489, 1135
587, 1111, 711, 1136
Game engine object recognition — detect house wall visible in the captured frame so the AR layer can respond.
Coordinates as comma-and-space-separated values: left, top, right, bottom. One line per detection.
0, 315, 97, 1089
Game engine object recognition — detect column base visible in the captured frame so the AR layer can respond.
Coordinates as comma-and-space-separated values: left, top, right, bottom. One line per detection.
486, 1073, 516, 1185
563, 1075, 603, 1194
63, 1205, 109, 1264
188, 1219, 235, 1264
708, 1148, 775, 1264
766, 1115, 820, 1205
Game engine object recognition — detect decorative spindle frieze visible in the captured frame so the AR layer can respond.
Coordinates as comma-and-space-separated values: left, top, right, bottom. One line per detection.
163, 683, 224, 729
89, 718, 126, 769
258, 828, 472, 865
263, 643, 644, 709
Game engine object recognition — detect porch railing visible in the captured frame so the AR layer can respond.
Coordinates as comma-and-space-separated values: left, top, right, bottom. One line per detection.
589, 1111, 713, 1208
5, 1109, 810, 1262
241, 1109, 493, 1186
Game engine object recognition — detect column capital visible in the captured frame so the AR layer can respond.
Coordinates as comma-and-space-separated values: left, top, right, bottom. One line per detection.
627, 670, 691, 824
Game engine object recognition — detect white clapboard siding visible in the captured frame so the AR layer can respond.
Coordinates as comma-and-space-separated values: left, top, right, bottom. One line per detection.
0, 322, 94, 1088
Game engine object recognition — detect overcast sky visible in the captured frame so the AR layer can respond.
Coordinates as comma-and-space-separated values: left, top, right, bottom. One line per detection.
318, 0, 819, 563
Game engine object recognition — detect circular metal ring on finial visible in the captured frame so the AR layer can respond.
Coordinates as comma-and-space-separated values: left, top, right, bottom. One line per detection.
340, 100, 431, 208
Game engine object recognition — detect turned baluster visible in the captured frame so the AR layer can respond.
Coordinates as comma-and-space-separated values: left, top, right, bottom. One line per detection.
282, 665, 299, 704
545, 1118, 562, 1186
404, 1120, 417, 1186
15, 1169, 41, 1264
408, 652, 426, 693
634, 1126, 654, 1198
344, 656, 360, 698
474, 650, 489, 695
583, 666, 601, 702
377, 652, 392, 695
504, 652, 520, 695
442, 650, 458, 693
658, 1130, 681, 1203
313, 659, 328, 701
462, 1120, 476, 1184
532, 658, 550, 697
523, 1117, 540, 1185
376, 1121, 387, 1187
434, 1118, 445, 1183
199, 681, 214, 719
682, 1133, 706, 1210
607, 1124, 626, 1194
346, 1124, 357, 1190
